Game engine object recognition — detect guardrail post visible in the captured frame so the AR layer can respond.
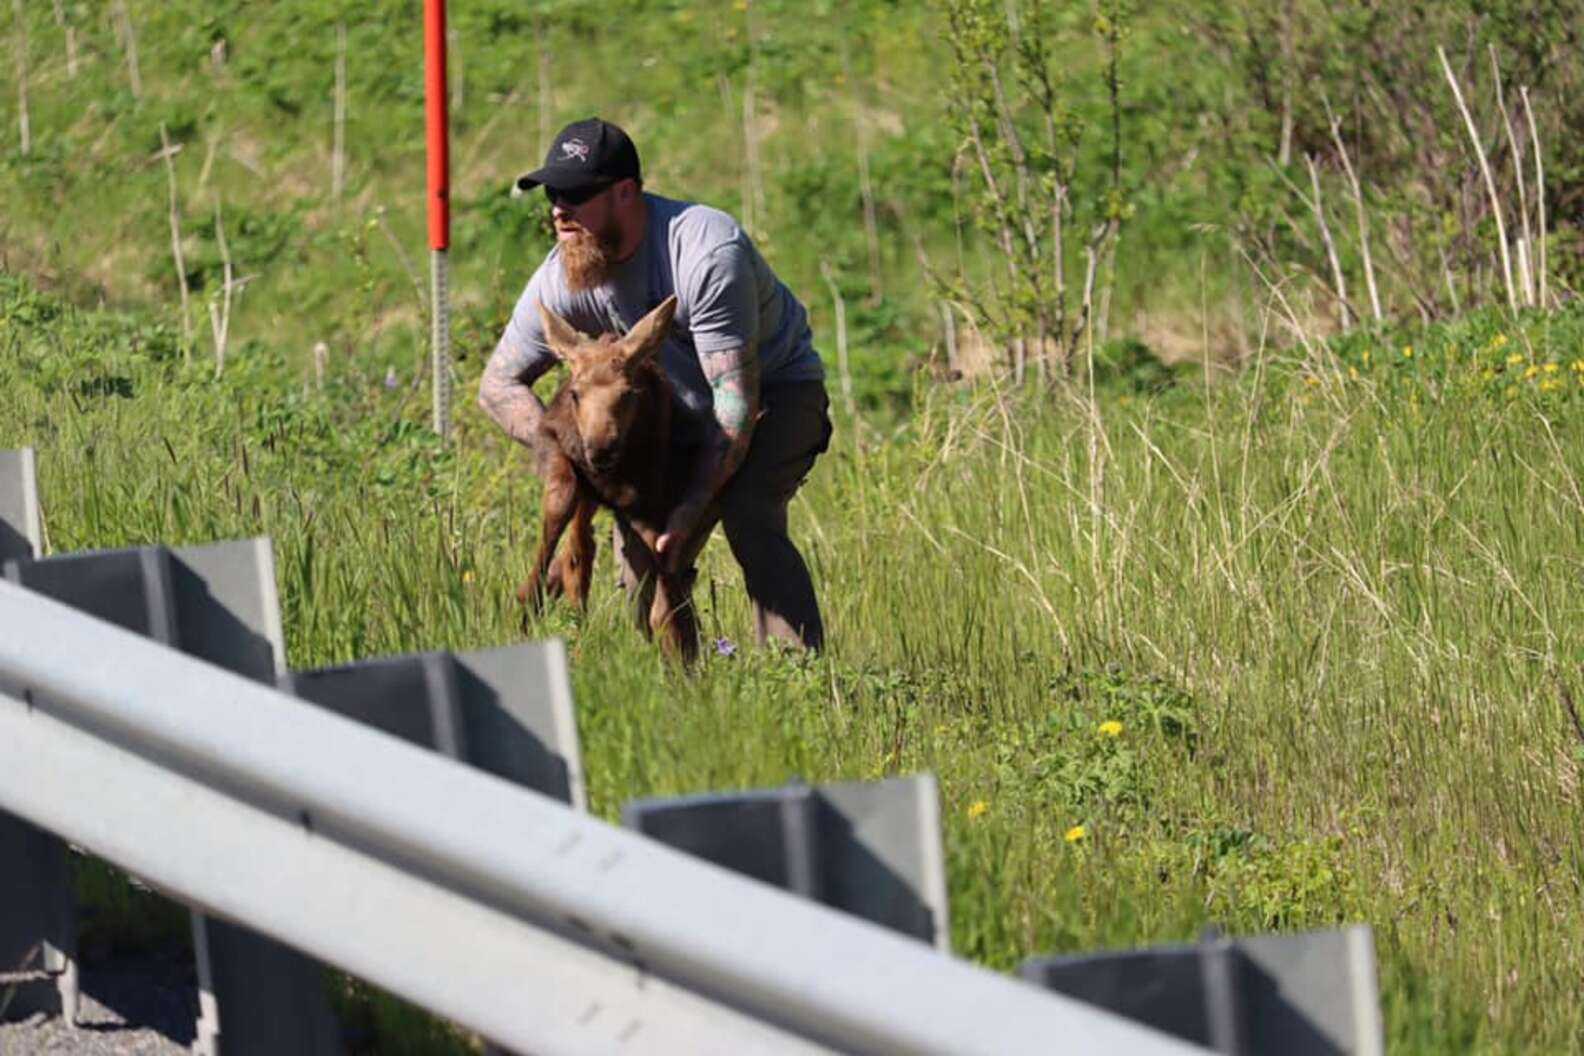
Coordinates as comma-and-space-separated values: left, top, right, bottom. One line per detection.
0, 448, 76, 1023
0, 449, 41, 562
1019, 925, 1384, 1055
622, 774, 950, 950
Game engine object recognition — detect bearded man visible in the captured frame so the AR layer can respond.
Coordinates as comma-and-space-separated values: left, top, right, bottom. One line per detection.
478, 118, 831, 650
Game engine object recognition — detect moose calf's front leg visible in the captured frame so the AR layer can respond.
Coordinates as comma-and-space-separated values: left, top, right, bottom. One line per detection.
560, 494, 597, 608
518, 458, 580, 616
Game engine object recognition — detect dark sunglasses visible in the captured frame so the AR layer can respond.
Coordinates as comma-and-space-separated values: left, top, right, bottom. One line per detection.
545, 181, 614, 208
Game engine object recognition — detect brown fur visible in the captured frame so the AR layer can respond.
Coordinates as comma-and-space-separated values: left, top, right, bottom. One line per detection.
516, 295, 702, 663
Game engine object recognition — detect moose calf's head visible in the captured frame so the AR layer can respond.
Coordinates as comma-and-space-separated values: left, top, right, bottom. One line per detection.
538, 296, 678, 470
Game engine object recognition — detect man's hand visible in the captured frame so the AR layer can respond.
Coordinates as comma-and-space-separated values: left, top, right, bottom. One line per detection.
655, 500, 707, 572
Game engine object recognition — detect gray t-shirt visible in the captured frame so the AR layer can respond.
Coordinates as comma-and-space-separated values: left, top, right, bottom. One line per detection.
492, 193, 823, 436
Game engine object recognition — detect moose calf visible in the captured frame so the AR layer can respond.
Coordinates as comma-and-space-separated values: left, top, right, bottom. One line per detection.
517, 295, 702, 663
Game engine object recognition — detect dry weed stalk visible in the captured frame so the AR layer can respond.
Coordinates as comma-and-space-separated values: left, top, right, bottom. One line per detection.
1322, 97, 1383, 322
373, 206, 427, 313
332, 23, 347, 203
1520, 87, 1546, 309
112, 0, 140, 99
1489, 47, 1533, 306
1438, 45, 1517, 314
1303, 153, 1351, 328
158, 123, 192, 354
840, 38, 883, 306
818, 260, 857, 420
49, 0, 75, 79
208, 196, 234, 378
739, 0, 765, 238
534, 14, 551, 158
13, 0, 29, 157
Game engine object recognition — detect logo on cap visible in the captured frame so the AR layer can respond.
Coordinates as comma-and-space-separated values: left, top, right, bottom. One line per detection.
560, 138, 591, 163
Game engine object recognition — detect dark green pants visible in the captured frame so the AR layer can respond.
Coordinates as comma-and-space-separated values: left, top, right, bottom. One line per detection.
614, 381, 832, 650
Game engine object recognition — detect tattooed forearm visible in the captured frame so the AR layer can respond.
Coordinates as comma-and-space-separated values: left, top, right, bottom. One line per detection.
698, 347, 760, 492
478, 337, 552, 448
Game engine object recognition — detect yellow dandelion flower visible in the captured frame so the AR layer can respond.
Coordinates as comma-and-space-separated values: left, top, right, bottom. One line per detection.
1540, 379, 1562, 393
1348, 366, 1360, 380
1544, 362, 1560, 374
1524, 365, 1541, 380
1303, 375, 1320, 387
1097, 720, 1124, 737
1402, 346, 1414, 359
1362, 349, 1372, 364
1507, 352, 1525, 366
1065, 824, 1087, 843
1572, 359, 1584, 373
966, 800, 989, 820
462, 570, 475, 585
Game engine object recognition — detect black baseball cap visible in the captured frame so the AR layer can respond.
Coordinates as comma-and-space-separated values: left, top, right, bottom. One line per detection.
512, 118, 641, 197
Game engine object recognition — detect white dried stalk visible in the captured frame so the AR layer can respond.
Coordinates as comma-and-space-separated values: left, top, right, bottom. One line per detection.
1438, 45, 1516, 313
740, 0, 764, 236
1304, 153, 1351, 328
534, 15, 551, 158
819, 260, 856, 420
113, 0, 141, 99
849, 75, 882, 305
1489, 46, 1532, 305
1520, 86, 1546, 309
158, 123, 192, 354
1324, 99, 1382, 322
448, 26, 462, 111
209, 196, 234, 378
197, 132, 217, 190
939, 300, 958, 373
48, 0, 73, 78
14, 0, 29, 156
332, 23, 346, 202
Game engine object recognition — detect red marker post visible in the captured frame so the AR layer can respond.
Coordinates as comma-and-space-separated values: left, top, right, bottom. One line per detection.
424, 0, 452, 440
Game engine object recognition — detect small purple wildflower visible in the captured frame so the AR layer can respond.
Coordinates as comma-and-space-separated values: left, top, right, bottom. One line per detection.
383, 366, 398, 390
714, 636, 738, 658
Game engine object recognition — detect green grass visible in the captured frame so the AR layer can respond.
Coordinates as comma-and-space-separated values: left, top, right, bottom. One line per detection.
6, 272, 1584, 1051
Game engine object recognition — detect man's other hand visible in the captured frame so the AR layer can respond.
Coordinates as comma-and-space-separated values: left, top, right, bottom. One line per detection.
656, 501, 707, 572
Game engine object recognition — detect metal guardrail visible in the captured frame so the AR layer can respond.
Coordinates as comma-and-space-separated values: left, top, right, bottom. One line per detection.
0, 578, 1203, 1055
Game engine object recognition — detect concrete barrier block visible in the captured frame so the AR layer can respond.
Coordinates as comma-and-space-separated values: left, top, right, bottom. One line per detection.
1019, 926, 1383, 1056
284, 641, 584, 807
622, 774, 950, 950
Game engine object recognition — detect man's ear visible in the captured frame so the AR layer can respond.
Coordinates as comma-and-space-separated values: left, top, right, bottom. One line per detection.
620, 295, 678, 364
538, 300, 590, 364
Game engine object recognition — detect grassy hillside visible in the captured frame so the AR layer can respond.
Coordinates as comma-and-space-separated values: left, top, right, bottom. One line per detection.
6, 267, 1584, 1051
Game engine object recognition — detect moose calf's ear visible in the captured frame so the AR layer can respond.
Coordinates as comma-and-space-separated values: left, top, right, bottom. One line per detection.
538, 299, 589, 363
621, 295, 679, 362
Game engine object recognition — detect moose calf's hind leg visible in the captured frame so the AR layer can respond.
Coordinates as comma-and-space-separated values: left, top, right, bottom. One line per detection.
650, 573, 701, 666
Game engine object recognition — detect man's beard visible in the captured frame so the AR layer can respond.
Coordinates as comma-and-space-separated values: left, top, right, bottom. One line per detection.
560, 222, 622, 292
